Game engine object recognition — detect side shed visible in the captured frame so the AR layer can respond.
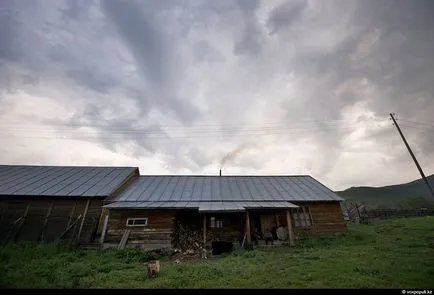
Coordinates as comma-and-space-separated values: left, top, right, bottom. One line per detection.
0, 165, 138, 245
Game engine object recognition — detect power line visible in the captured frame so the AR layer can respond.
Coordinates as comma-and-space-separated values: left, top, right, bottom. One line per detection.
399, 123, 434, 131
0, 118, 394, 140
0, 126, 361, 141
0, 122, 365, 135
399, 119, 434, 128
0, 119, 363, 131
0, 118, 390, 135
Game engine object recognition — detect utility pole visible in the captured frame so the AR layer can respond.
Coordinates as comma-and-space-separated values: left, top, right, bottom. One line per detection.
390, 113, 434, 199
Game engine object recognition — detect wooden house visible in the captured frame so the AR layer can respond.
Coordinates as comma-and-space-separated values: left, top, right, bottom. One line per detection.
0, 165, 138, 245
101, 175, 346, 251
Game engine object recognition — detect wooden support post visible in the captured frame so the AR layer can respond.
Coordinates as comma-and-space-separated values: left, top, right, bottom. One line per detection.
66, 200, 77, 230
77, 199, 91, 244
59, 215, 82, 239
203, 214, 207, 247
302, 206, 309, 225
13, 202, 31, 241
97, 207, 108, 235
286, 210, 295, 246
245, 211, 251, 244
100, 214, 109, 244
307, 206, 314, 227
40, 201, 54, 242
355, 203, 361, 219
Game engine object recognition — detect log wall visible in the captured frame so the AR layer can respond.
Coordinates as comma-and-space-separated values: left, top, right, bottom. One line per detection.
0, 197, 103, 244
105, 209, 175, 249
292, 201, 346, 237
103, 202, 346, 249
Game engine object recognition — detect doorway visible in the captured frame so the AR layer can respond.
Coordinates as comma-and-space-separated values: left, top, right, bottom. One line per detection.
250, 212, 262, 242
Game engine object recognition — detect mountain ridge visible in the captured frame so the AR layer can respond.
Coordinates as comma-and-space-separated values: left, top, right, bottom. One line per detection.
336, 174, 434, 209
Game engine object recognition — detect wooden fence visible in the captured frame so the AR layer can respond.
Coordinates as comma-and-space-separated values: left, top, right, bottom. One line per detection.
343, 202, 434, 223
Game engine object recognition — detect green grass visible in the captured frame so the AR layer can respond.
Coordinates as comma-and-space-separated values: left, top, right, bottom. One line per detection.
1, 217, 434, 288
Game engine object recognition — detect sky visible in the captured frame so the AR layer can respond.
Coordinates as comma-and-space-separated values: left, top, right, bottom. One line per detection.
1, 0, 434, 191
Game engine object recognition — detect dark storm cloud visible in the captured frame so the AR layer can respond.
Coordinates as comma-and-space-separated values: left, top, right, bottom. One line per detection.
233, 0, 262, 57
60, 0, 91, 21
234, 20, 263, 56
0, 2, 19, 61
1, 0, 434, 186
352, 0, 434, 156
278, 0, 433, 146
266, 0, 308, 34
100, 0, 200, 124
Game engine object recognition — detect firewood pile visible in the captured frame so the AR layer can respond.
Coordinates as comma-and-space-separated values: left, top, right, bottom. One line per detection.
171, 223, 214, 255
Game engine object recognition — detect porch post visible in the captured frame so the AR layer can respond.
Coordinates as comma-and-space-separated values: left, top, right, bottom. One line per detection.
100, 213, 109, 244
77, 199, 91, 244
203, 214, 207, 246
245, 211, 251, 244
286, 210, 295, 246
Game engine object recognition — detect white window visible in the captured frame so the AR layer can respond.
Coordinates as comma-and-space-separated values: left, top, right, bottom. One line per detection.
293, 207, 312, 227
126, 218, 148, 227
210, 216, 223, 228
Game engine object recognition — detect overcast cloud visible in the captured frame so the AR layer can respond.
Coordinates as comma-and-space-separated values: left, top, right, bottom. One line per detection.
1, 0, 433, 190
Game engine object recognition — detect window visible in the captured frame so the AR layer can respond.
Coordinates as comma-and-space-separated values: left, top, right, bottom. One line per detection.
210, 216, 223, 228
293, 207, 312, 227
126, 218, 148, 227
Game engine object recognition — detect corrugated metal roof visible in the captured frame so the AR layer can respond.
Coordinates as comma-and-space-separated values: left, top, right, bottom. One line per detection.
109, 175, 343, 204
103, 200, 298, 211
0, 165, 137, 197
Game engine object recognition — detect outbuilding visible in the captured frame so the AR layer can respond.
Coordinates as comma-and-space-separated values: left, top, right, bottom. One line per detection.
0, 165, 138, 245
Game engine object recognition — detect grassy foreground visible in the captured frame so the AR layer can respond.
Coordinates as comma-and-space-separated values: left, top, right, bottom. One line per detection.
1, 217, 434, 289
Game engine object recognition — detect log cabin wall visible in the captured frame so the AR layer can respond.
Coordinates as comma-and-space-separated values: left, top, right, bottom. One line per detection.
105, 209, 175, 249
291, 201, 346, 237
249, 203, 345, 240
97, 168, 140, 236
103, 202, 345, 249
0, 196, 103, 244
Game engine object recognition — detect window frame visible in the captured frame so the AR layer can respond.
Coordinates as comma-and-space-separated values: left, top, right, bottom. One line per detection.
126, 218, 148, 227
210, 216, 223, 228
292, 206, 312, 228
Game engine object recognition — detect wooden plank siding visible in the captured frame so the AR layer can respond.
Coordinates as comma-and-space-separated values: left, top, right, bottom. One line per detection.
105, 209, 175, 249
95, 168, 140, 236
292, 201, 346, 237
104, 202, 346, 249
0, 197, 104, 244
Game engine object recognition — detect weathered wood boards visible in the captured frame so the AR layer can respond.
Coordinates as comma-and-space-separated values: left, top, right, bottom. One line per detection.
0, 197, 103, 245
103, 202, 345, 249
105, 210, 174, 249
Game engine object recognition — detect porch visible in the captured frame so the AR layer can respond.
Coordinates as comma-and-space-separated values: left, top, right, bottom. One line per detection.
173, 208, 298, 254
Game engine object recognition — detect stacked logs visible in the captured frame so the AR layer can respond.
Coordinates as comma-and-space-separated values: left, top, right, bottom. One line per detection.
172, 223, 214, 254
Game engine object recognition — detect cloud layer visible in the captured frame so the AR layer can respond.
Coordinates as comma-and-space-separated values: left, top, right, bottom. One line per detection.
1, 0, 433, 190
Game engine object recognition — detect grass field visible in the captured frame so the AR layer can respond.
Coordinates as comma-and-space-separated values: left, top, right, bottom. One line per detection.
1, 217, 434, 289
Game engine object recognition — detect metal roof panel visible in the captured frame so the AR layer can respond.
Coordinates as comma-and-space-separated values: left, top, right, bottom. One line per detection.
0, 165, 136, 198
108, 176, 342, 203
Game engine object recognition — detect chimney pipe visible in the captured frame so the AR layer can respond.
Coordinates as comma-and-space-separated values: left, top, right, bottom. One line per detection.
219, 169, 222, 176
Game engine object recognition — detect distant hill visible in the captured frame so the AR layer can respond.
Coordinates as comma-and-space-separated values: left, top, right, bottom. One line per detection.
336, 174, 434, 209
